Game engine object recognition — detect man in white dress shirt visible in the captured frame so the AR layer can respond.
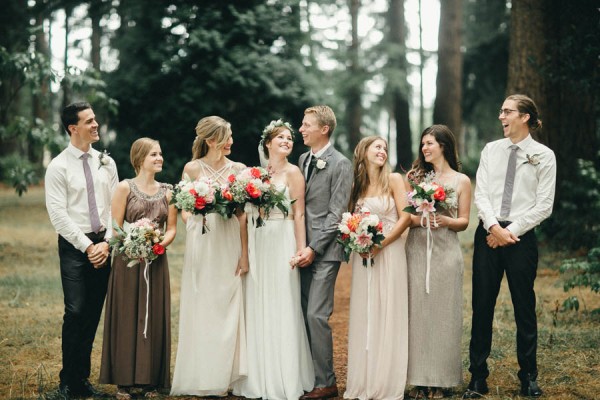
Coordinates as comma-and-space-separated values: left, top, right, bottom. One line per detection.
464, 95, 556, 399
45, 102, 118, 399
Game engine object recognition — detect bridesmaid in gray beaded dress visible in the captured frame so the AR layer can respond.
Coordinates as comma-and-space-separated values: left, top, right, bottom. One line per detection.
405, 125, 471, 399
100, 138, 177, 399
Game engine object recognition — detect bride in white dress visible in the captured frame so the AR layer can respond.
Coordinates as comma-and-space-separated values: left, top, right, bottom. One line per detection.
171, 116, 249, 396
232, 120, 314, 400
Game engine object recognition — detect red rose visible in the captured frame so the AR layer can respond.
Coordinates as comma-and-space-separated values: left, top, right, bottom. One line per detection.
250, 167, 261, 178
246, 182, 261, 199
376, 221, 383, 232
189, 188, 198, 196
228, 174, 236, 183
195, 196, 207, 210
222, 188, 233, 201
152, 243, 165, 255
433, 186, 446, 202
341, 233, 350, 241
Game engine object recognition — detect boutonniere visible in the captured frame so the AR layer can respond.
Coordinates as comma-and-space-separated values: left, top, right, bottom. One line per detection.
315, 158, 327, 170
523, 153, 541, 166
98, 150, 110, 169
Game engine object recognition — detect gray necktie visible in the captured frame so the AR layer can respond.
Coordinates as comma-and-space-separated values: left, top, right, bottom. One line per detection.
500, 145, 519, 219
81, 153, 102, 233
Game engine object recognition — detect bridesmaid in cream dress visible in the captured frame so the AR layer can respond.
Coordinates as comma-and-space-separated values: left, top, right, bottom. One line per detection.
170, 116, 249, 396
344, 136, 411, 400
405, 125, 471, 399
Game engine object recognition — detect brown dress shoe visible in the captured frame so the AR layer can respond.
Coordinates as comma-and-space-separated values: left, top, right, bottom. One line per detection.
299, 385, 339, 400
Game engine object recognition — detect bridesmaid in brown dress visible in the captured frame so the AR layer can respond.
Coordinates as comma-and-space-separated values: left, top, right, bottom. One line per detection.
99, 138, 177, 399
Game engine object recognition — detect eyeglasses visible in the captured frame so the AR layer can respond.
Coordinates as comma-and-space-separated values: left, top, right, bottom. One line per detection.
499, 108, 519, 116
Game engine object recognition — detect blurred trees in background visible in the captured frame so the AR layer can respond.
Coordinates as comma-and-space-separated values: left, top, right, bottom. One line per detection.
0, 0, 598, 248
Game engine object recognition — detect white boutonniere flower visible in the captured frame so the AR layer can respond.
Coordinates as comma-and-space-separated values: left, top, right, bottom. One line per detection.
316, 158, 327, 170
98, 150, 110, 169
523, 153, 540, 166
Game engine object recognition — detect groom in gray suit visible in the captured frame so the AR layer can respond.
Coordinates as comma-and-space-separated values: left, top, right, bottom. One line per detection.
295, 105, 353, 399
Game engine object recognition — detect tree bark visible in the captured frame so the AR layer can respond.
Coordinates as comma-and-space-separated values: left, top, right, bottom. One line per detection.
346, 0, 363, 153
389, 0, 412, 172
433, 0, 463, 152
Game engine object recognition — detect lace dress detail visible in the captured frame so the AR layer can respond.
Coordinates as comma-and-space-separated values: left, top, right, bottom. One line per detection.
233, 185, 314, 400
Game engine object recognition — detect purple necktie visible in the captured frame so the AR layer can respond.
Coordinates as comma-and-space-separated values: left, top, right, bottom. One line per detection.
500, 145, 519, 219
81, 153, 102, 233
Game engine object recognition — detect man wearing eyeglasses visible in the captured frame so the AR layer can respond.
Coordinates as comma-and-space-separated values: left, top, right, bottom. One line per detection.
464, 94, 556, 398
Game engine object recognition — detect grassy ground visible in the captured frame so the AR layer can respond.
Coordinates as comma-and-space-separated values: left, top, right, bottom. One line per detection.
0, 186, 598, 399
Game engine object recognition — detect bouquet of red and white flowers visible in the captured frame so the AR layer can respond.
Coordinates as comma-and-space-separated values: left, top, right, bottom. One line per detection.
404, 171, 457, 219
171, 175, 236, 233
226, 166, 291, 226
110, 218, 165, 268
337, 208, 385, 267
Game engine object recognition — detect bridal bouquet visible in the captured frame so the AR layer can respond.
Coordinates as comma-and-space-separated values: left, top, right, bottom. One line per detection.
337, 209, 385, 267
171, 175, 236, 232
403, 171, 457, 218
109, 218, 165, 268
226, 166, 291, 226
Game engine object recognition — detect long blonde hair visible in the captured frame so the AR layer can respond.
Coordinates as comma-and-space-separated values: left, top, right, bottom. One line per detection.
191, 116, 232, 160
349, 136, 392, 212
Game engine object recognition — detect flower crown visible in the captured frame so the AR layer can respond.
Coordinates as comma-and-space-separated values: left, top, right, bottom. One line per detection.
261, 119, 294, 144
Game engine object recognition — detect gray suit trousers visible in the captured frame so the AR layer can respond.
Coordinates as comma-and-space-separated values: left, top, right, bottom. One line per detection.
300, 260, 341, 387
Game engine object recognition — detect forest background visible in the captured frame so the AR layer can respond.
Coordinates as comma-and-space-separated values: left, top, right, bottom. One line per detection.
0, 0, 599, 399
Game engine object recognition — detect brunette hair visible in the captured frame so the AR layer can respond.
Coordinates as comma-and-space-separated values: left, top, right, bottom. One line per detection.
261, 123, 295, 160
408, 125, 461, 182
61, 101, 92, 135
506, 94, 543, 131
348, 136, 392, 213
130, 137, 160, 174
304, 105, 337, 137
191, 116, 232, 160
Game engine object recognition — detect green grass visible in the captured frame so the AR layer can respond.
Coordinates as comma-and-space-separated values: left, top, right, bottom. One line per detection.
0, 186, 599, 399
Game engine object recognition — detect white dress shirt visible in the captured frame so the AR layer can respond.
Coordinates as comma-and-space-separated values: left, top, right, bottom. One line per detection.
305, 141, 332, 177
45, 143, 119, 252
474, 134, 556, 237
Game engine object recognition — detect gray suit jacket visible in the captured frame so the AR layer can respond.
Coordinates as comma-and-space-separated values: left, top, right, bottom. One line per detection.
299, 145, 353, 262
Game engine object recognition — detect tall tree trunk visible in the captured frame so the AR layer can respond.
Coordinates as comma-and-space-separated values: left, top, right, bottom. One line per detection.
418, 0, 425, 134
389, 0, 412, 171
61, 6, 73, 109
507, 0, 598, 212
32, 13, 50, 165
346, 0, 363, 152
89, 0, 102, 70
433, 0, 463, 152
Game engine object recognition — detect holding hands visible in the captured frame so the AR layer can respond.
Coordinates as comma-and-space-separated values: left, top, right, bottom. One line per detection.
486, 224, 519, 248
292, 246, 315, 269
86, 241, 110, 268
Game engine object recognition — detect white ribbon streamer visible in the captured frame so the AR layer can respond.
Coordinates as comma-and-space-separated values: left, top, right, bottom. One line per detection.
246, 203, 259, 284
420, 211, 438, 294
142, 259, 152, 338
366, 254, 372, 350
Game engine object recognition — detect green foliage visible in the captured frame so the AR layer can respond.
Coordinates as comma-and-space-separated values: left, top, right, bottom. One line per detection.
106, 1, 315, 184
0, 155, 37, 197
540, 154, 600, 250
560, 244, 600, 312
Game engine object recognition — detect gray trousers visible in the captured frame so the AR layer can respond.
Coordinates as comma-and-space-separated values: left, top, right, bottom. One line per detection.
300, 260, 341, 388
